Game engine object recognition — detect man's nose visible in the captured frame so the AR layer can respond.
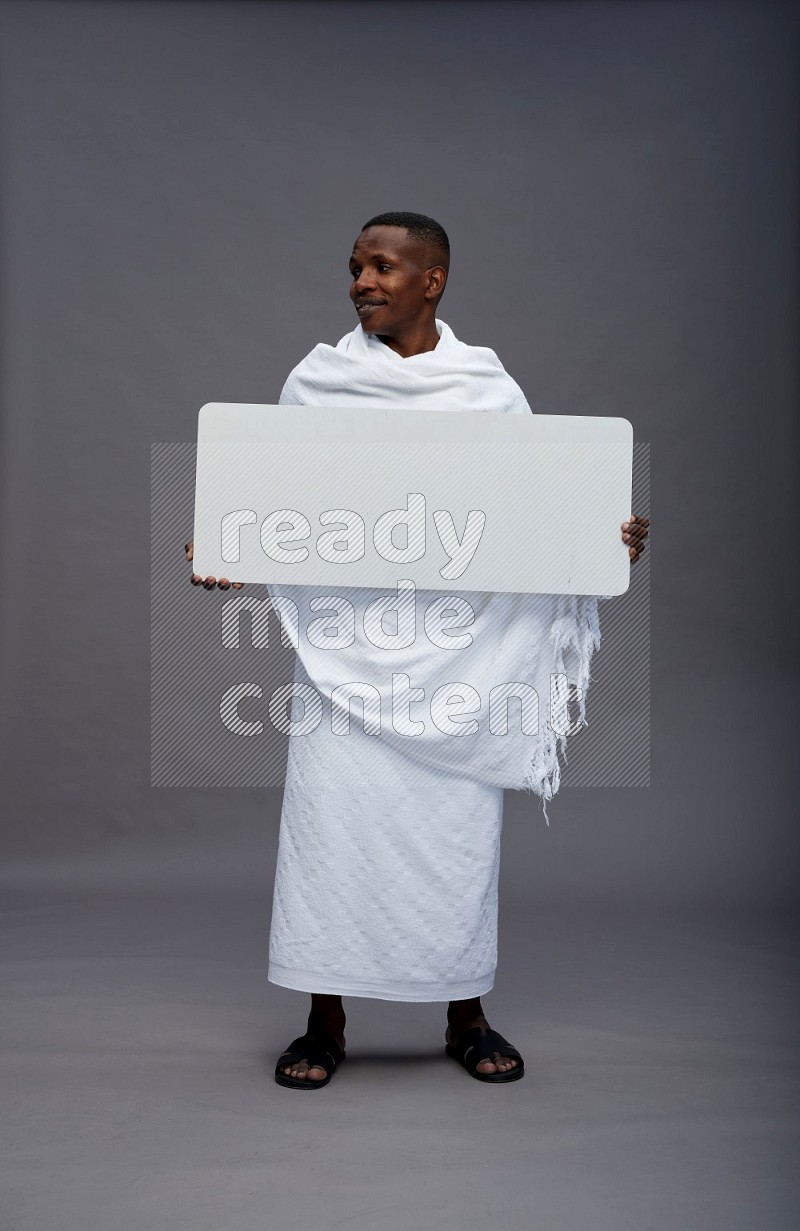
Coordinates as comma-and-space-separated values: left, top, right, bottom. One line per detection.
353, 269, 375, 293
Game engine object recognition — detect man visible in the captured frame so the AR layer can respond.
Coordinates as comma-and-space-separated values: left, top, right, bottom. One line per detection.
187, 212, 649, 1088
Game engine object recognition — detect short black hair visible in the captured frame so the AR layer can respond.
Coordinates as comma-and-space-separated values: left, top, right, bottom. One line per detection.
361, 211, 450, 270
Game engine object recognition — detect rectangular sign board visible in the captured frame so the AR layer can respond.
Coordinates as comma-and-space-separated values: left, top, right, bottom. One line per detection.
192, 403, 633, 596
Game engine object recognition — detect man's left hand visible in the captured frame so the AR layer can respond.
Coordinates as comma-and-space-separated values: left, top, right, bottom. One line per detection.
622, 515, 649, 564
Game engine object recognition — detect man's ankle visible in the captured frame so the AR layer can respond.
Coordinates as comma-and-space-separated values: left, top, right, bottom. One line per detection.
307, 1010, 346, 1039
447, 998, 487, 1031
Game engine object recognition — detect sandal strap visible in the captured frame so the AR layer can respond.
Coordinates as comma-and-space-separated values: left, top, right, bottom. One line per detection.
455, 1025, 523, 1071
276, 1031, 344, 1073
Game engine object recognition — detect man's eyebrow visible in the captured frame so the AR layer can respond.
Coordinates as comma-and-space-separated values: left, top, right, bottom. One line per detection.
349, 252, 394, 265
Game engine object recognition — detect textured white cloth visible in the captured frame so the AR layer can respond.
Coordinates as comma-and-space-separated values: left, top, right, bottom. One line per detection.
268, 653, 504, 1001
267, 319, 602, 814
267, 319, 603, 1001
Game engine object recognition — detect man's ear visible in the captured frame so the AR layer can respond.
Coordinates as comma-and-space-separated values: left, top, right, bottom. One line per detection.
425, 265, 447, 300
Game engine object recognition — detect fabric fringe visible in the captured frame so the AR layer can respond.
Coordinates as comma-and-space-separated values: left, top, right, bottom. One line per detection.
521, 595, 602, 825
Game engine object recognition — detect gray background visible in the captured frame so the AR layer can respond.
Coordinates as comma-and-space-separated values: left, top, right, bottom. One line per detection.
0, 2, 797, 1229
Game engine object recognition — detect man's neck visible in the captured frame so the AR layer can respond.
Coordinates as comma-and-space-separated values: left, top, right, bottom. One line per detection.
374, 320, 441, 359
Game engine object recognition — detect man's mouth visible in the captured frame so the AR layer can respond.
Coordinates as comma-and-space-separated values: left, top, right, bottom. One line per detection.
356, 301, 386, 315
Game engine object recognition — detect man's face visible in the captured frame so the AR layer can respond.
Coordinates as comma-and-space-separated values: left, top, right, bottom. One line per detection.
348, 226, 442, 336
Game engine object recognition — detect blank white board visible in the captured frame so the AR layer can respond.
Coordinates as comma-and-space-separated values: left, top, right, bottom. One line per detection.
192, 403, 633, 596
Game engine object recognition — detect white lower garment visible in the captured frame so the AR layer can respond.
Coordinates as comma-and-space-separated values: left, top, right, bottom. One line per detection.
268, 657, 505, 1002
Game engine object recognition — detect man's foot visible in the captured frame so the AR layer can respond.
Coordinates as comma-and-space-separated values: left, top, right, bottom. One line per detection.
277, 1032, 346, 1081
277, 1003, 346, 1082
445, 1013, 519, 1075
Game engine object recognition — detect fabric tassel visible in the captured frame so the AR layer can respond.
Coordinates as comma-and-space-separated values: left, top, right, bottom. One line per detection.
521, 595, 602, 824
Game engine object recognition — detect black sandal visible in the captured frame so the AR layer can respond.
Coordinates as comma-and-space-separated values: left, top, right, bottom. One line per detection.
445, 1025, 525, 1084
274, 1031, 346, 1090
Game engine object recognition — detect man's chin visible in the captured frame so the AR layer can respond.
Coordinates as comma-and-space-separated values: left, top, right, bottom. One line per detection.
355, 304, 390, 329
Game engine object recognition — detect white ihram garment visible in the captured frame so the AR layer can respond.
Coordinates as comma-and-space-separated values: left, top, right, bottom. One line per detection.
267, 320, 602, 1001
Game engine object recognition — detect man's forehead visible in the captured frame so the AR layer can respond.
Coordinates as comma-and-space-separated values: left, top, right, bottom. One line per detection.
351, 226, 422, 261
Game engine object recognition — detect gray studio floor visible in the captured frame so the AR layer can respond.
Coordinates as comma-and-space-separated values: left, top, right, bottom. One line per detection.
2, 825, 797, 1231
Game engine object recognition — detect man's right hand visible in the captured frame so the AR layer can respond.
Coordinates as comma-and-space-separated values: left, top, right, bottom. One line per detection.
184, 540, 245, 591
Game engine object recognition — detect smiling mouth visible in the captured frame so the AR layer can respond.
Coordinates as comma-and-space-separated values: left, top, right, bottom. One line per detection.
356, 301, 386, 314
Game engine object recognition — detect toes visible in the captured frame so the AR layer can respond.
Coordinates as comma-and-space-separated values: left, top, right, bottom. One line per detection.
280, 1059, 327, 1081
478, 1053, 518, 1074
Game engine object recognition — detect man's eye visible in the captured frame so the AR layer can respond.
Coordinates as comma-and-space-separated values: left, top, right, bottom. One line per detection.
378, 264, 391, 272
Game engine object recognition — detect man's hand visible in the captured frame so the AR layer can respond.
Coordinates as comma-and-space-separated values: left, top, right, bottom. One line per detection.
621, 515, 649, 564
184, 540, 245, 590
